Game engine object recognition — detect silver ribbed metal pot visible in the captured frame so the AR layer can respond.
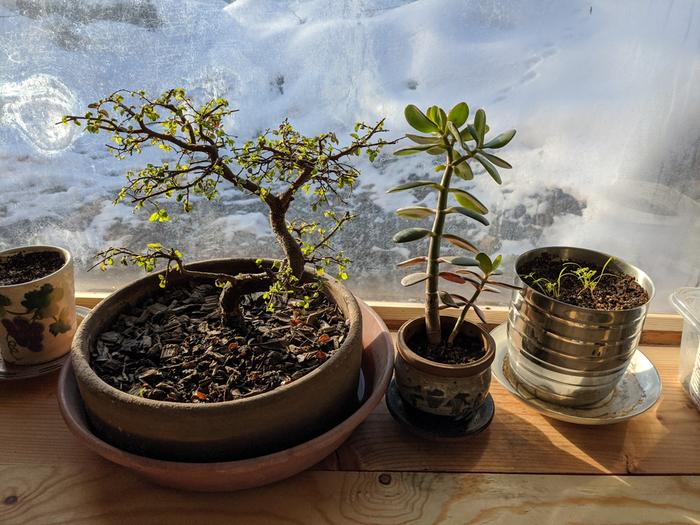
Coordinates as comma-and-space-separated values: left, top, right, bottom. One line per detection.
507, 246, 654, 407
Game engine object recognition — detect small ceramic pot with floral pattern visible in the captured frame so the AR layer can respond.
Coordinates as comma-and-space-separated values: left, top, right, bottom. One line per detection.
394, 316, 495, 418
0, 246, 76, 365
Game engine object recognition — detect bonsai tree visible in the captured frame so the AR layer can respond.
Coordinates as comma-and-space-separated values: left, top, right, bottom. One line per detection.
389, 102, 519, 348
64, 89, 391, 322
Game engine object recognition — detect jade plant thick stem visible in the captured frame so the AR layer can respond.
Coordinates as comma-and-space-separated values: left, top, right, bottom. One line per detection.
389, 103, 519, 348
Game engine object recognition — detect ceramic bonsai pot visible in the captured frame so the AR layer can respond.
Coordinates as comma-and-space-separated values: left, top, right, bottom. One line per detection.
507, 246, 655, 407
394, 316, 495, 418
71, 258, 363, 462
0, 245, 76, 365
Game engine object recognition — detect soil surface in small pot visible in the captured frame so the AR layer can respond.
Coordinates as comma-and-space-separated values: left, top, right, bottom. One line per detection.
519, 253, 649, 310
0, 251, 64, 286
409, 327, 485, 365
90, 280, 349, 403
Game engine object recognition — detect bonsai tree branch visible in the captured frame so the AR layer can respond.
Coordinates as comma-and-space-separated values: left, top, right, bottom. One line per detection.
66, 88, 393, 320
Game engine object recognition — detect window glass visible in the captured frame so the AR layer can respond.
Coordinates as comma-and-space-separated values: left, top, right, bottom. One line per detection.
1, 0, 698, 311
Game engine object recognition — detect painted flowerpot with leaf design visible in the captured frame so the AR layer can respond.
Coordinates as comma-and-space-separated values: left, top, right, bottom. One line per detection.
0, 246, 76, 365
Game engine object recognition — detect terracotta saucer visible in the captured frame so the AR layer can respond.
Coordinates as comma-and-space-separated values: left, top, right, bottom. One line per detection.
57, 300, 393, 492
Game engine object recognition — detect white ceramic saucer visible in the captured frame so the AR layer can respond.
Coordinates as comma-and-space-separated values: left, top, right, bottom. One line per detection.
490, 323, 662, 425
0, 306, 90, 381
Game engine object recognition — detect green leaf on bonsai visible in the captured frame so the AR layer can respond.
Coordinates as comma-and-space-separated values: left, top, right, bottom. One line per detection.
478, 151, 512, 169
406, 133, 441, 145
449, 189, 488, 214
404, 105, 439, 134
400, 272, 429, 287
439, 256, 478, 266
447, 102, 469, 127
475, 155, 502, 184
443, 234, 479, 253
483, 129, 516, 149
446, 207, 489, 226
393, 228, 433, 243
0, 294, 10, 316
476, 253, 493, 274
387, 181, 442, 193
396, 207, 435, 219
492, 254, 502, 271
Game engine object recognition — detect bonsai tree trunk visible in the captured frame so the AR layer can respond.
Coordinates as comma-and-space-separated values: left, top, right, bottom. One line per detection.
219, 197, 304, 323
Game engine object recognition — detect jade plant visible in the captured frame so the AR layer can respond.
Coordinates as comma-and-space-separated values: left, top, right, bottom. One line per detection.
389, 102, 519, 347
64, 88, 391, 322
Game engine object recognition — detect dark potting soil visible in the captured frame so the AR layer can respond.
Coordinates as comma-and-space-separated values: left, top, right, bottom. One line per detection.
410, 328, 485, 365
0, 250, 65, 286
90, 280, 349, 403
519, 253, 649, 310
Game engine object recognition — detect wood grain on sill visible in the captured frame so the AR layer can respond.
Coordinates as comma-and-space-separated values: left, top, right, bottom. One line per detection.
0, 467, 698, 525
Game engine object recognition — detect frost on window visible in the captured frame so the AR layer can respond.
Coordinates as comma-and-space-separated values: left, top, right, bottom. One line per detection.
1, 0, 698, 311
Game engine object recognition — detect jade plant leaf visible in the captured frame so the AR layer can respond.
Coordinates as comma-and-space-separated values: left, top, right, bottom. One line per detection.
426, 145, 447, 155
446, 207, 489, 226
478, 151, 512, 169
474, 109, 486, 147
443, 234, 479, 254
394, 145, 434, 156
483, 129, 516, 149
427, 106, 447, 129
404, 105, 439, 134
453, 160, 473, 181
447, 102, 469, 127
396, 207, 435, 219
476, 253, 493, 274
393, 228, 433, 243
449, 189, 488, 214
438, 271, 466, 284
439, 291, 462, 308
406, 133, 441, 145
400, 272, 429, 287
439, 256, 478, 266
446, 121, 462, 146
397, 256, 428, 268
387, 181, 442, 193
475, 155, 502, 184
473, 304, 488, 324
